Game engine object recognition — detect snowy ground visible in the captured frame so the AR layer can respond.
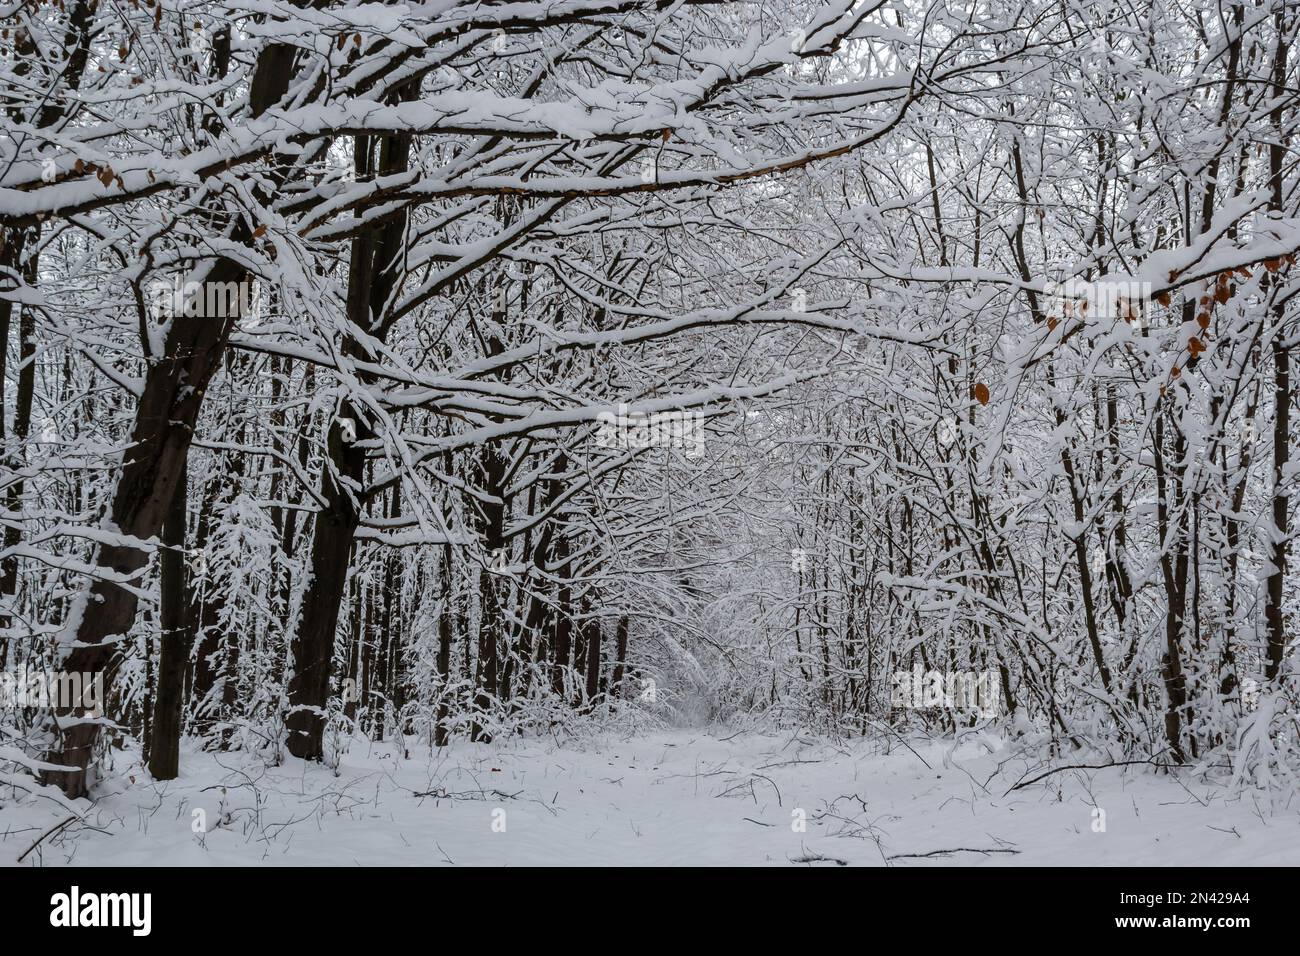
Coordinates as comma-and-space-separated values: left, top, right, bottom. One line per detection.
3, 728, 1297, 866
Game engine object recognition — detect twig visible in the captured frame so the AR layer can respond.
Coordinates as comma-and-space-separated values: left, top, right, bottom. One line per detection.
1206, 825, 1241, 838
887, 847, 1020, 860
17, 814, 80, 863
790, 852, 848, 866
1002, 759, 1167, 796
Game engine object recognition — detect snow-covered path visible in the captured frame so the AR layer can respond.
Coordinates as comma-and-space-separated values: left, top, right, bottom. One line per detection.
3, 730, 1297, 866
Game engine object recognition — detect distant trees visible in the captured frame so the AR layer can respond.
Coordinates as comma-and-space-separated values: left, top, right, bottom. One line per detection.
696, 1, 1300, 777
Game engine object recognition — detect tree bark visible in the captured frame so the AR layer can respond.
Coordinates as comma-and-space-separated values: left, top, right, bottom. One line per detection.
583, 614, 603, 706
148, 460, 190, 780
1265, 340, 1290, 682
610, 615, 630, 698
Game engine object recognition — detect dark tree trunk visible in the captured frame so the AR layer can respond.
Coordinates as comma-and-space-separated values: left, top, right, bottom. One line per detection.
610, 615, 630, 698
1153, 412, 1189, 763
550, 536, 573, 698
285, 104, 414, 760
1265, 340, 1290, 682
435, 542, 454, 746
148, 460, 191, 780
286, 419, 367, 759
188, 474, 225, 734
1264, 15, 1291, 684
343, 573, 362, 724
572, 610, 588, 700
381, 487, 403, 734
583, 615, 603, 706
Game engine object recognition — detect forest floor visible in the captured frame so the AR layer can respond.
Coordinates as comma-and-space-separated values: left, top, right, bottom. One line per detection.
3, 728, 1297, 866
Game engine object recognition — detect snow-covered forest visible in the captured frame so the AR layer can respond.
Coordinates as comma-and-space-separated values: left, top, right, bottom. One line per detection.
1, 0, 1298, 871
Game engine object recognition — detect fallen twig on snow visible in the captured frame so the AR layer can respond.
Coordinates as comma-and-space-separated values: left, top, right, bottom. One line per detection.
790, 852, 848, 866
17, 814, 81, 863
887, 847, 1020, 860
1002, 759, 1171, 796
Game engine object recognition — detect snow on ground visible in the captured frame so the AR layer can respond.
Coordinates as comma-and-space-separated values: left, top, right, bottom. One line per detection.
3, 729, 1298, 866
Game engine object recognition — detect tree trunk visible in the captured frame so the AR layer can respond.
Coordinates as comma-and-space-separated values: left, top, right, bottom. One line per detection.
285, 106, 414, 760
148, 460, 191, 780
1265, 340, 1290, 682
1264, 12, 1291, 684
550, 536, 573, 698
583, 614, 603, 706
435, 543, 454, 746
285, 418, 367, 759
610, 615, 630, 698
